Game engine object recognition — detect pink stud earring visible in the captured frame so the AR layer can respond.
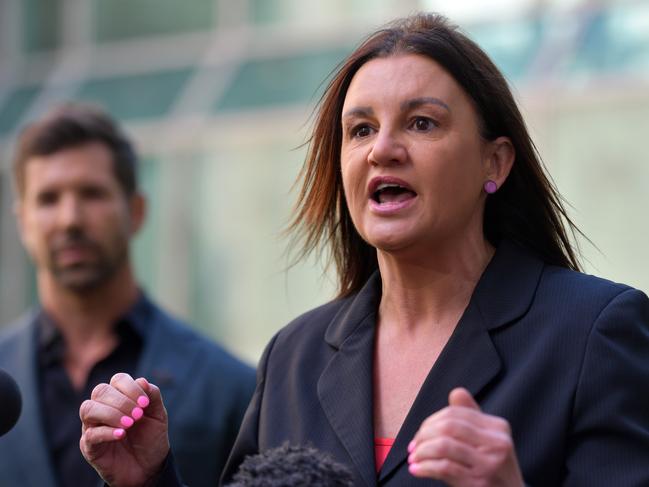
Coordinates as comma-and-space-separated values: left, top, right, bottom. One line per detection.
484, 180, 498, 194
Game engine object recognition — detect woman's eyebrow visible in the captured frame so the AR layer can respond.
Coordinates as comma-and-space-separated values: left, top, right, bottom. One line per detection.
401, 97, 450, 113
342, 106, 374, 119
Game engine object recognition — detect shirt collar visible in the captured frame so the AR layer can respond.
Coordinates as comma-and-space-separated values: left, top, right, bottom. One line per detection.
37, 292, 152, 358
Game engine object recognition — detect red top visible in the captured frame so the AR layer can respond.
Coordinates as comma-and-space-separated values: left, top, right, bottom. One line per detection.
374, 437, 395, 472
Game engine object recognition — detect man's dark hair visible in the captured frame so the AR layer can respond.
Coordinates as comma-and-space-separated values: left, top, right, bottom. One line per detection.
227, 444, 354, 487
13, 102, 138, 197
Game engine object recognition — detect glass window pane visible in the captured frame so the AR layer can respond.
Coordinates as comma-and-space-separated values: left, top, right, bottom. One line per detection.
0, 86, 40, 135
132, 156, 161, 293
76, 69, 194, 120
570, 4, 649, 75
215, 48, 350, 112
22, 0, 62, 52
93, 0, 215, 42
250, 0, 285, 24
467, 19, 542, 80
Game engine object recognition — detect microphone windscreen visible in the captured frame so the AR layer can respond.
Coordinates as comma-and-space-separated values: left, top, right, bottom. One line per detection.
0, 368, 22, 437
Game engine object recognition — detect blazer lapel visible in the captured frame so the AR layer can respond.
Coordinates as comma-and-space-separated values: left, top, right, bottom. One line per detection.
135, 302, 196, 413
378, 300, 501, 482
0, 314, 58, 487
378, 241, 544, 483
318, 274, 382, 487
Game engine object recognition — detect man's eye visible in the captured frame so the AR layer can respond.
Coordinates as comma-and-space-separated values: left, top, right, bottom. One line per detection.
81, 187, 107, 200
36, 192, 58, 206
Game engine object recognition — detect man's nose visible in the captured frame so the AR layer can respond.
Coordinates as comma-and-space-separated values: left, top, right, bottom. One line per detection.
56, 194, 83, 229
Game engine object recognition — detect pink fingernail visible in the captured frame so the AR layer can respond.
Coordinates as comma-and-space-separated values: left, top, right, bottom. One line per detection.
409, 463, 419, 474
137, 395, 150, 408
408, 453, 414, 464
407, 440, 415, 453
131, 407, 144, 420
113, 428, 125, 439
120, 416, 134, 428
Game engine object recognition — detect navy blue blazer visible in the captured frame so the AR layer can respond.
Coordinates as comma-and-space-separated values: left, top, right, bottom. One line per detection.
0, 296, 256, 487
222, 241, 649, 486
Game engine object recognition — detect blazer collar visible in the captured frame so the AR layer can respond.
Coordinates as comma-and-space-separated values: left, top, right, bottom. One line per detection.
319, 240, 544, 485
324, 240, 544, 346
324, 272, 382, 350
473, 240, 544, 331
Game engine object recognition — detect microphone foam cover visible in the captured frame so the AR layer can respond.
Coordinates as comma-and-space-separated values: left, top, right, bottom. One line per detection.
0, 368, 22, 437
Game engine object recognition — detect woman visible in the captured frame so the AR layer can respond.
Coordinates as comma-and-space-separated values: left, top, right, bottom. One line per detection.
80, 14, 649, 486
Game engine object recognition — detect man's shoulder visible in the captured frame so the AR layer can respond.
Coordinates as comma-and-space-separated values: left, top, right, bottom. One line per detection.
0, 311, 38, 375
144, 299, 254, 375
0, 311, 37, 346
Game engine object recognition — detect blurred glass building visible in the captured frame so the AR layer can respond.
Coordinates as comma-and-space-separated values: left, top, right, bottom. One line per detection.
1, 0, 648, 362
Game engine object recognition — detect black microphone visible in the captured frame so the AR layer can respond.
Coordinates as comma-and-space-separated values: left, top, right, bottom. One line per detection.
0, 368, 22, 437
228, 443, 354, 487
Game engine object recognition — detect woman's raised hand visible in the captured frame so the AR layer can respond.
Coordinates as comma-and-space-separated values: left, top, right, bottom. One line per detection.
79, 373, 170, 487
408, 388, 524, 487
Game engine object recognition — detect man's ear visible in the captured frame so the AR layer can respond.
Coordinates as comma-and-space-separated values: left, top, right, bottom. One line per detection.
13, 200, 27, 244
128, 192, 147, 236
483, 136, 515, 188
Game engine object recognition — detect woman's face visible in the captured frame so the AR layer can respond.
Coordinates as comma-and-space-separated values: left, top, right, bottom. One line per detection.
340, 54, 504, 255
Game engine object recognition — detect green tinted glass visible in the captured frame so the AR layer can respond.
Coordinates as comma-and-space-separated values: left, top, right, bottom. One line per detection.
22, 0, 62, 52
76, 69, 193, 120
94, 0, 214, 42
215, 48, 349, 111
0, 86, 40, 135
250, 0, 284, 24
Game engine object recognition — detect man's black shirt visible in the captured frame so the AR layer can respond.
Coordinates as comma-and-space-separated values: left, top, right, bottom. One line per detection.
37, 298, 148, 487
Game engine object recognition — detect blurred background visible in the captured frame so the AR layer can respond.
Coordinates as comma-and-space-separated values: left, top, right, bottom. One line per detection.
0, 0, 648, 363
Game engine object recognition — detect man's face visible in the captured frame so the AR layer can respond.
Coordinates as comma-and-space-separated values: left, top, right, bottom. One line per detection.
16, 142, 143, 292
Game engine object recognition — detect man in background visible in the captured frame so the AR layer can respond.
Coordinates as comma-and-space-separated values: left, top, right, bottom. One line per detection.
0, 103, 255, 487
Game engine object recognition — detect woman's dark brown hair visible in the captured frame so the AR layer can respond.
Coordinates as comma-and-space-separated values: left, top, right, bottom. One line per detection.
290, 13, 582, 298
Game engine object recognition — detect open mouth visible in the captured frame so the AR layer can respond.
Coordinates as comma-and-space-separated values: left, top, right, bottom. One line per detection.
371, 182, 417, 205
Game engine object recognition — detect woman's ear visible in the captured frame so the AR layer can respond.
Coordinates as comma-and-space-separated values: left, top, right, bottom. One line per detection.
484, 136, 515, 188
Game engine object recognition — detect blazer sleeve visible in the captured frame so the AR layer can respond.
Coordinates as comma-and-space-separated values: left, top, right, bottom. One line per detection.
564, 288, 649, 486
220, 332, 279, 484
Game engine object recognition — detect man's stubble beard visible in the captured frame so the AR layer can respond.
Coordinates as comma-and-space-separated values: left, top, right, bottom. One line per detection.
47, 231, 130, 293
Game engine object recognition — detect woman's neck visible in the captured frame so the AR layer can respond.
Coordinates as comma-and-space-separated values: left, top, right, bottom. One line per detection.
376, 238, 494, 332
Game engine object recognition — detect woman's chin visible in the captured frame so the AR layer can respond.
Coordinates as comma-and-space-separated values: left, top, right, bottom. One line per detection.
366, 232, 417, 254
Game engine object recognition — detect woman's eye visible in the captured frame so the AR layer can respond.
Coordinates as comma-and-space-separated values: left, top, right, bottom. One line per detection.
351, 124, 372, 138
412, 117, 435, 131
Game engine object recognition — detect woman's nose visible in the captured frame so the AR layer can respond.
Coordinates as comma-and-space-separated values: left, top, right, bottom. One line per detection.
367, 129, 407, 166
